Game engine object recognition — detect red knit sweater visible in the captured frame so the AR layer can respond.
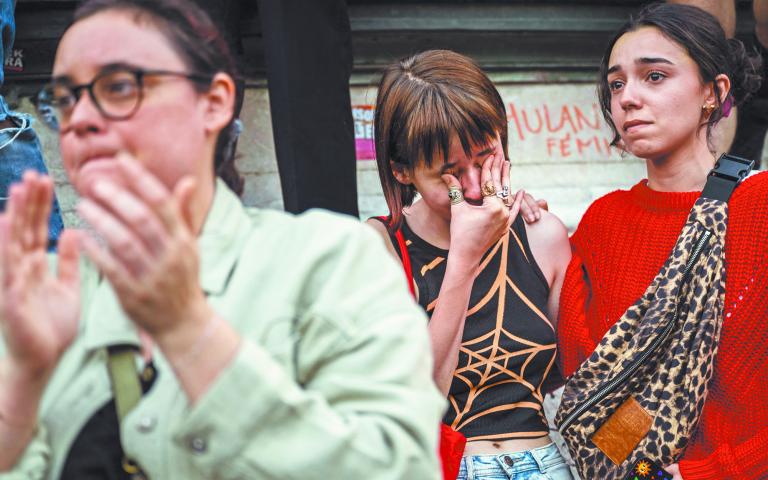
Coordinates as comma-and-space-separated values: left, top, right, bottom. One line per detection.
558, 172, 768, 480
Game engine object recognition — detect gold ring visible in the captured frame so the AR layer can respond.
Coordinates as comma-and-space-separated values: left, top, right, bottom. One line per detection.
481, 181, 497, 197
448, 187, 464, 205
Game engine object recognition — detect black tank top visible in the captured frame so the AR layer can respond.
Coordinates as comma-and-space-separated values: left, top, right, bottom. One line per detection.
394, 214, 557, 442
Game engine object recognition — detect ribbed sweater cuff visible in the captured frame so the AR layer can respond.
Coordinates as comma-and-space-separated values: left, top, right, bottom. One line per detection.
680, 429, 768, 480
679, 455, 721, 479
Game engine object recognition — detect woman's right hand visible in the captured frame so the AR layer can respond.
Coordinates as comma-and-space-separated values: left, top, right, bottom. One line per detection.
0, 171, 81, 382
441, 152, 523, 263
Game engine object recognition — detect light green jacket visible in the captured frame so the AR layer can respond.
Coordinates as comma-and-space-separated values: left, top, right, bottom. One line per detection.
2, 181, 444, 480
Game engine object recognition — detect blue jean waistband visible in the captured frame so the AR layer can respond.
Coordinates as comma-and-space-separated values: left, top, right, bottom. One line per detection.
461, 443, 570, 477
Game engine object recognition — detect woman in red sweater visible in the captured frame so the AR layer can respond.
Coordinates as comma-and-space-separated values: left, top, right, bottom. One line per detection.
557, 4, 768, 479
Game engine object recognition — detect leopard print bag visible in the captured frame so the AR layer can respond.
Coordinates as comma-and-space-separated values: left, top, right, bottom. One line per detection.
554, 156, 749, 480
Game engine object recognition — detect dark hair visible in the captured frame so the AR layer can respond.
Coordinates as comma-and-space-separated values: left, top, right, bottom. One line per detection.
374, 49, 508, 231
598, 2, 762, 150
73, 0, 245, 195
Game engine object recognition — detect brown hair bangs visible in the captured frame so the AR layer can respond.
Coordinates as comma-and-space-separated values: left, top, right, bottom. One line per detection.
375, 50, 508, 231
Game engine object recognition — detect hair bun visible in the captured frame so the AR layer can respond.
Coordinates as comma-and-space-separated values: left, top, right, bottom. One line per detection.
727, 37, 763, 106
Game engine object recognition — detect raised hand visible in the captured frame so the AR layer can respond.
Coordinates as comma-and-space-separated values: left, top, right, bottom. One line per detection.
0, 171, 81, 379
77, 153, 210, 345
441, 149, 523, 263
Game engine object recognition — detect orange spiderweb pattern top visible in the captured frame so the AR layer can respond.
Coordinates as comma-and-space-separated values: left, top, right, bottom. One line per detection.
404, 215, 560, 441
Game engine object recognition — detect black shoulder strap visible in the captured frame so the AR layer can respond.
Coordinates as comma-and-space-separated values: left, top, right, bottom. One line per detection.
700, 153, 754, 202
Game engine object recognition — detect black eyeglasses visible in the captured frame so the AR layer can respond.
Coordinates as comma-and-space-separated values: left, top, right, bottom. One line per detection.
36, 67, 212, 130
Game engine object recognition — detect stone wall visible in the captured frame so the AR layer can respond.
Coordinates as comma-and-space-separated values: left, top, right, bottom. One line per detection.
23, 82, 649, 232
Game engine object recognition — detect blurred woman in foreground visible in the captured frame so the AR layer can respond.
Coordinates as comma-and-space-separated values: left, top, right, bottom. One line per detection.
0, 1, 444, 478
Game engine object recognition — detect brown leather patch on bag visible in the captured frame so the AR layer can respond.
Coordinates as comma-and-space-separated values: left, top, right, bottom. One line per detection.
591, 396, 652, 465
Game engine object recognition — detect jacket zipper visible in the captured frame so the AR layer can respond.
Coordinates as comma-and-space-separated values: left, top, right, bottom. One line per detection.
559, 228, 713, 434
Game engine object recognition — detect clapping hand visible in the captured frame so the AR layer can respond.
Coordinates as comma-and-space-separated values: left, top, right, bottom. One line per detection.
77, 153, 210, 345
0, 171, 81, 381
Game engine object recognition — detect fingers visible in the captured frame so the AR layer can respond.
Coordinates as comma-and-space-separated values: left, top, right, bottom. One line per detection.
441, 173, 465, 206
6, 172, 53, 252
78, 199, 152, 279
116, 152, 168, 205
479, 154, 494, 197
441, 172, 460, 189
500, 160, 511, 201
75, 153, 205, 331
508, 190, 525, 224
7, 183, 28, 249
80, 231, 133, 291
480, 154, 503, 206
490, 153, 503, 193
56, 230, 80, 288
77, 154, 204, 334
116, 154, 184, 235
79, 153, 199, 279
88, 180, 168, 256
518, 189, 542, 223
26, 172, 53, 249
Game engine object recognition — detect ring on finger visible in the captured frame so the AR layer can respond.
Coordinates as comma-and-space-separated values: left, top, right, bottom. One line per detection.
502, 185, 510, 198
448, 187, 464, 205
481, 181, 497, 197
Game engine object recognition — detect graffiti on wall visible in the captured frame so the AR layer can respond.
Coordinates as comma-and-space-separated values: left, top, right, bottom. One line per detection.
507, 101, 621, 160
352, 91, 624, 162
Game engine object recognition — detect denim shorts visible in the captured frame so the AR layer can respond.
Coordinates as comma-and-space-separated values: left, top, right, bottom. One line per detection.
457, 443, 574, 480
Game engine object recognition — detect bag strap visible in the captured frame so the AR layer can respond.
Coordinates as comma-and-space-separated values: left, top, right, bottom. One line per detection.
701, 153, 754, 202
106, 345, 148, 478
373, 216, 416, 299
106, 346, 142, 423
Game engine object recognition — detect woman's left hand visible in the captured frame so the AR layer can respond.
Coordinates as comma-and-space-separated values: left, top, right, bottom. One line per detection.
78, 153, 210, 341
665, 463, 683, 480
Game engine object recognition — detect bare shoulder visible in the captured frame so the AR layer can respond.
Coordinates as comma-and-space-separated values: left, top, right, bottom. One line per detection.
365, 217, 389, 236
523, 211, 571, 285
365, 218, 400, 260
524, 210, 569, 249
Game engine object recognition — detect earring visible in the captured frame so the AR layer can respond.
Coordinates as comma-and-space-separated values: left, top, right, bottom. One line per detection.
702, 103, 716, 114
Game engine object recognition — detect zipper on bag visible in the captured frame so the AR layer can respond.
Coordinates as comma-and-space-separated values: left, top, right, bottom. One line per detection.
559, 228, 713, 434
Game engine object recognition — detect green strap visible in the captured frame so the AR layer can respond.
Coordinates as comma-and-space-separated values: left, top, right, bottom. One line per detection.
106, 347, 142, 423
106, 347, 149, 479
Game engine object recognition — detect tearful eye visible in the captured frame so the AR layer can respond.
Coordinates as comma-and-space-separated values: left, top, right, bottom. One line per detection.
608, 80, 624, 92
648, 71, 665, 82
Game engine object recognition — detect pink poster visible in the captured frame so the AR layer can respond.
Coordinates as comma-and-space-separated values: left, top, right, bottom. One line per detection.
353, 105, 375, 161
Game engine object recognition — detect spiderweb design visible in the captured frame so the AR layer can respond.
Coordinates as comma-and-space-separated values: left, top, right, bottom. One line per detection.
427, 228, 557, 441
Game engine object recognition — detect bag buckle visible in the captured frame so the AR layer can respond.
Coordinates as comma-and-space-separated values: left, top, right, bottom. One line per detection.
701, 153, 754, 201
709, 153, 754, 183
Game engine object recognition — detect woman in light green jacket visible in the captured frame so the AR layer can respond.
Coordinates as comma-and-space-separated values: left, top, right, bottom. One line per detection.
0, 1, 444, 478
